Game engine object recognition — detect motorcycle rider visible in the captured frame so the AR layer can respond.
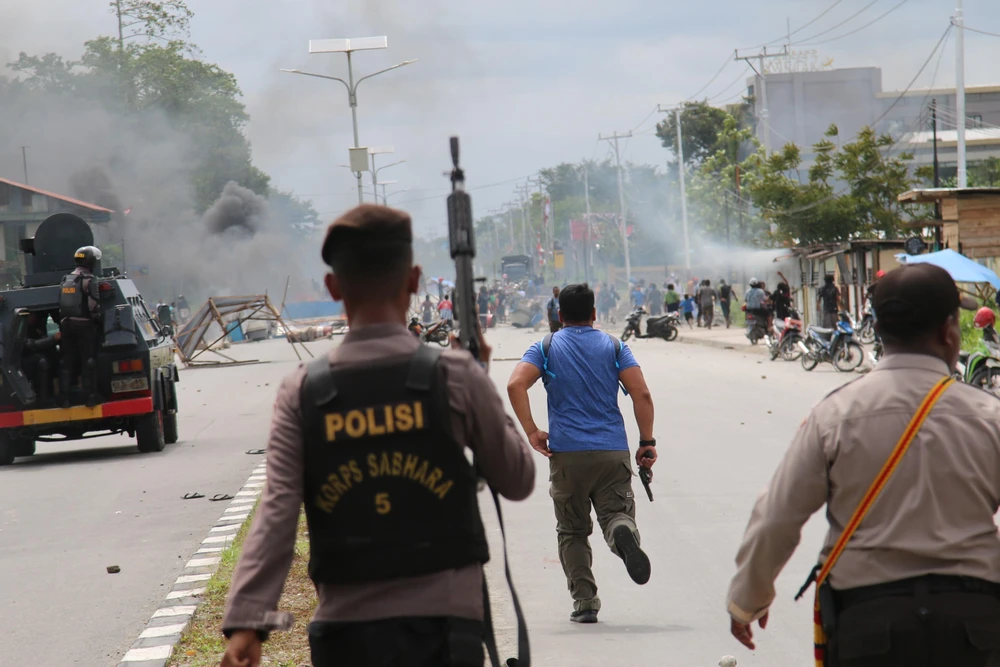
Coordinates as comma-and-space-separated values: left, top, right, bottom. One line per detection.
974, 307, 1000, 349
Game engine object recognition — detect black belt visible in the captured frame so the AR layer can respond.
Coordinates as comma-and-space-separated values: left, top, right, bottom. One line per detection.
835, 574, 1000, 610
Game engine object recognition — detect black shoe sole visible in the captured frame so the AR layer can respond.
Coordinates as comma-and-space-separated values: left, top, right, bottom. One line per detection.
570, 611, 599, 624
613, 525, 650, 585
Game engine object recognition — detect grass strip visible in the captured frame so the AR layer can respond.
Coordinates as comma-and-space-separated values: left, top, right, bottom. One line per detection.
168, 507, 316, 667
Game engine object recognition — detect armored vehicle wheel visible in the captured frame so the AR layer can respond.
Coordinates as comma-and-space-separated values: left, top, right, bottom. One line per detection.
0, 433, 16, 465
136, 410, 166, 453
15, 438, 35, 457
163, 411, 179, 445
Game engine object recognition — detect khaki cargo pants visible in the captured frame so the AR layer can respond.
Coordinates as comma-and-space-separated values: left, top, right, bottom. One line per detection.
549, 450, 639, 612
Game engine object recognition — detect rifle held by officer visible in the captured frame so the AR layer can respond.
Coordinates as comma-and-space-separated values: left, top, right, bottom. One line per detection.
447, 136, 481, 362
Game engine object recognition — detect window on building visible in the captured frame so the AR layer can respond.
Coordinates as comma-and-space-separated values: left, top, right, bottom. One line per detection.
970, 114, 983, 128
0, 184, 8, 208
20, 189, 32, 210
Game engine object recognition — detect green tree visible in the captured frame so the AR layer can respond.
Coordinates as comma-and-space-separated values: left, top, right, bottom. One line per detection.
747, 125, 919, 243
5, 2, 271, 210
655, 101, 731, 165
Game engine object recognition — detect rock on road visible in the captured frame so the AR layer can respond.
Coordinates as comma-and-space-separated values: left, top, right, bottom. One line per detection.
0, 326, 851, 666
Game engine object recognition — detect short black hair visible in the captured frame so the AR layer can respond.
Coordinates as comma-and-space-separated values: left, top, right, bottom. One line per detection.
558, 283, 594, 323
874, 264, 963, 343
325, 206, 413, 301
667, 283, 674, 290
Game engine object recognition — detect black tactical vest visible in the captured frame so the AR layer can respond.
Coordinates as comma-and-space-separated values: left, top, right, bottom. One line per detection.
300, 345, 489, 585
59, 271, 88, 319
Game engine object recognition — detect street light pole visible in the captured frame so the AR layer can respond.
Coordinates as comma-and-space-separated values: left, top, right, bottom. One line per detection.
282, 37, 417, 206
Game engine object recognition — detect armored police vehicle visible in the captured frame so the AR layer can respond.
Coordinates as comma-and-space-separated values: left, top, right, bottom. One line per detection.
0, 213, 179, 464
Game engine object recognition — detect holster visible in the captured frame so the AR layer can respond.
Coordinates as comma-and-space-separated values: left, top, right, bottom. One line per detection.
446, 618, 485, 667
818, 580, 838, 636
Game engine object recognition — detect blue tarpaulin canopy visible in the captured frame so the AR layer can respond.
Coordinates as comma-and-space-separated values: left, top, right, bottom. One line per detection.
895, 249, 1000, 289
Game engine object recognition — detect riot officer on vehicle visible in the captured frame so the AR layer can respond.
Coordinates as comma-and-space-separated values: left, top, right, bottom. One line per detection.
58, 245, 102, 408
220, 204, 535, 667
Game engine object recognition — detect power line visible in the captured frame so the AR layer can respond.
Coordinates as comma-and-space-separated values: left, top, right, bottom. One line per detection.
874, 24, 953, 126
791, 0, 882, 45
959, 23, 1000, 39
798, 0, 908, 46
686, 55, 735, 100
391, 172, 540, 206
707, 65, 752, 103
739, 0, 847, 49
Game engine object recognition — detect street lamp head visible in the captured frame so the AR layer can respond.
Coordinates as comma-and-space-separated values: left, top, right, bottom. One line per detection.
309, 36, 388, 53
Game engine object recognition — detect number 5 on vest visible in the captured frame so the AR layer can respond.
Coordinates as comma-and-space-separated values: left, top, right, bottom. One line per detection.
375, 492, 391, 515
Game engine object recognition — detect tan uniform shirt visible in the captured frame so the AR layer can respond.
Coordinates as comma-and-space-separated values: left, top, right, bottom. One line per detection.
728, 353, 1000, 624
222, 324, 535, 631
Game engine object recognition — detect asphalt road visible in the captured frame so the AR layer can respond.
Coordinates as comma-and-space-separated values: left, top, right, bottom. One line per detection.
0, 324, 854, 667
0, 338, 331, 667
484, 325, 851, 667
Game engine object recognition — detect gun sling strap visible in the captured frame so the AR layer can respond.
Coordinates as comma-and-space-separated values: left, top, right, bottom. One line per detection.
795, 376, 954, 667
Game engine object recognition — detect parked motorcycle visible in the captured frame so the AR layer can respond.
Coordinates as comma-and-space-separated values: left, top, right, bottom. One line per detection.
421, 319, 452, 347
957, 336, 1000, 394
621, 308, 678, 342
408, 317, 424, 338
799, 312, 865, 372
769, 310, 804, 361
856, 305, 876, 345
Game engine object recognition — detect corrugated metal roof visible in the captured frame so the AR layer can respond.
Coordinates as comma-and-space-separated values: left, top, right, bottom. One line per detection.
0, 176, 115, 214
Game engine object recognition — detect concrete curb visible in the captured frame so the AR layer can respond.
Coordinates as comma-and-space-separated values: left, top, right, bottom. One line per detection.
115, 459, 266, 667
675, 334, 768, 355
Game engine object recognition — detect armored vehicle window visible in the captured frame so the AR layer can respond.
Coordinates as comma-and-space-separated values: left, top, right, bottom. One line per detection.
129, 297, 157, 340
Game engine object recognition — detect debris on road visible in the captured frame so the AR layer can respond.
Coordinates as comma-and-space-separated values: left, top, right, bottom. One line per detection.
107, 565, 121, 574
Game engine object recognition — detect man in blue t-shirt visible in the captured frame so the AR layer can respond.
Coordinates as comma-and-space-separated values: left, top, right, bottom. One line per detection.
507, 283, 657, 624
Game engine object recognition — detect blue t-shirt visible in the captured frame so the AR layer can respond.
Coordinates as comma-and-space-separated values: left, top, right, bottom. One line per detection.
632, 290, 646, 307
520, 326, 639, 452
681, 297, 695, 313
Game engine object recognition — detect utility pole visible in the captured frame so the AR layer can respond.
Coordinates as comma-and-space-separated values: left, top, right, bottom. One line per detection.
19, 146, 28, 185
657, 105, 692, 271
955, 0, 968, 188
583, 165, 593, 285
515, 185, 530, 257
598, 131, 633, 286
932, 98, 942, 249
735, 46, 787, 155
507, 207, 515, 248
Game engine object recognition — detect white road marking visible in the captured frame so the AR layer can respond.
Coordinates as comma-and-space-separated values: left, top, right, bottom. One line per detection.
243, 482, 265, 488
122, 645, 173, 661
210, 524, 239, 533
217, 514, 249, 523
186, 557, 221, 568
152, 606, 196, 618
235, 490, 259, 497
165, 587, 205, 600
176, 573, 212, 584
224, 505, 249, 513
139, 623, 187, 638
195, 547, 224, 554
248, 475, 266, 481
202, 535, 232, 544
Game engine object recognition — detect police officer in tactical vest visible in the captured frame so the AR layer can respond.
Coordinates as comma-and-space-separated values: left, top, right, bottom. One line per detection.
59, 246, 102, 408
220, 204, 535, 667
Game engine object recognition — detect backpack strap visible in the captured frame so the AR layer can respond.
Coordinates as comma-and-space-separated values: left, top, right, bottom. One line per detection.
606, 333, 629, 396
406, 344, 443, 392
303, 355, 338, 407
537, 332, 556, 381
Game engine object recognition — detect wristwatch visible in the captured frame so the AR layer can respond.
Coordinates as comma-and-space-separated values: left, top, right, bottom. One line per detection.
639, 438, 656, 447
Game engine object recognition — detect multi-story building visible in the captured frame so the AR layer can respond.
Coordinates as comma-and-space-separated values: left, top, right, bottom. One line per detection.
744, 64, 1000, 178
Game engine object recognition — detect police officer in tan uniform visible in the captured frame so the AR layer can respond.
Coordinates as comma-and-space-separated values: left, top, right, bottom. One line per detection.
220, 205, 535, 667
727, 263, 1000, 666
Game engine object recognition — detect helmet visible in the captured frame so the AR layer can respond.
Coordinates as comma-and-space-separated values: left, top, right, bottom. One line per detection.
749, 277, 759, 287
876, 269, 886, 279
73, 245, 102, 270
974, 307, 996, 329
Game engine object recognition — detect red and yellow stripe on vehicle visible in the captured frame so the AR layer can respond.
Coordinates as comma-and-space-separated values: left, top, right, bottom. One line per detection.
0, 397, 153, 428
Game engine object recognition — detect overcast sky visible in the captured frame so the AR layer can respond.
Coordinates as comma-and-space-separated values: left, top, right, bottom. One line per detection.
3, 0, 999, 236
